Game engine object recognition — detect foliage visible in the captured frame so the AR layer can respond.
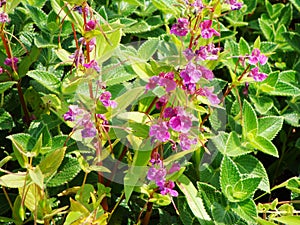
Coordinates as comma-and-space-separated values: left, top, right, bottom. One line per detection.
0, 0, 299, 224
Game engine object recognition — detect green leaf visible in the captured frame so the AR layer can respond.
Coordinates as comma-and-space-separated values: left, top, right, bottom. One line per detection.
220, 156, 241, 201
282, 31, 300, 52
231, 199, 257, 224
27, 70, 60, 94
250, 96, 274, 115
0, 109, 15, 130
0, 172, 26, 188
224, 131, 251, 157
258, 116, 284, 140
243, 100, 258, 138
259, 18, 274, 41
102, 64, 137, 86
238, 37, 251, 55
249, 135, 279, 157
177, 175, 212, 224
260, 42, 278, 54
123, 20, 151, 33
18, 46, 40, 78
138, 38, 159, 61
243, 0, 257, 14
256, 217, 277, 225
234, 155, 270, 193
124, 150, 151, 202
0, 81, 17, 94
231, 177, 261, 202
47, 156, 81, 187
290, 0, 300, 12
28, 166, 44, 189
25, 5, 47, 32
152, 0, 180, 16
212, 202, 239, 225
271, 216, 300, 225
39, 147, 66, 178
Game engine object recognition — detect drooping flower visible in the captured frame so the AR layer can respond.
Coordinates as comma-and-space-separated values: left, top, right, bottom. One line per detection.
63, 105, 83, 121
96, 114, 110, 132
83, 60, 100, 72
160, 181, 178, 197
4, 57, 18, 70
69, 49, 85, 67
85, 20, 97, 31
225, 0, 243, 10
180, 62, 202, 85
156, 96, 168, 109
149, 121, 170, 142
170, 18, 189, 36
79, 37, 96, 52
183, 48, 195, 61
200, 20, 220, 39
164, 107, 176, 118
0, 12, 9, 23
99, 91, 117, 108
168, 107, 193, 133
145, 76, 159, 92
248, 48, 268, 65
249, 67, 268, 81
198, 65, 214, 80
179, 133, 197, 150
146, 72, 176, 93
195, 43, 221, 61
196, 86, 220, 105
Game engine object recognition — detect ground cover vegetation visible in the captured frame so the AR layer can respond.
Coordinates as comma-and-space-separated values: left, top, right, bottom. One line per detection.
0, 0, 299, 224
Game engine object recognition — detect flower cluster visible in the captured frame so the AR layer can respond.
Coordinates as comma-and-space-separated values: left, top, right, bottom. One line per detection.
147, 153, 180, 197
145, 72, 176, 93
247, 48, 268, 81
225, 0, 243, 10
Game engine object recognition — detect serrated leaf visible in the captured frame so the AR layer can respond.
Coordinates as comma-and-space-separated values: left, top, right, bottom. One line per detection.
29, 166, 44, 189
231, 199, 257, 223
25, 5, 47, 31
0, 109, 15, 130
259, 19, 274, 41
0, 172, 27, 188
19, 183, 42, 212
138, 38, 159, 61
220, 156, 241, 200
243, 100, 258, 138
250, 96, 274, 115
224, 131, 251, 157
234, 155, 270, 193
271, 216, 300, 225
102, 64, 137, 86
282, 112, 300, 127
0, 81, 17, 94
123, 20, 150, 33
243, 0, 257, 14
177, 175, 212, 224
249, 135, 279, 157
260, 42, 278, 53
47, 156, 81, 187
27, 70, 60, 94
258, 116, 283, 140
270, 80, 300, 96
239, 37, 250, 55
212, 202, 239, 225
282, 31, 300, 52
39, 147, 66, 178
231, 177, 261, 202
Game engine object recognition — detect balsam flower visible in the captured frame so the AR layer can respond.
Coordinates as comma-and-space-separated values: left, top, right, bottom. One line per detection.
160, 181, 178, 197
248, 48, 268, 65
168, 107, 193, 133
84, 60, 100, 72
195, 43, 221, 61
99, 91, 117, 108
196, 86, 220, 105
170, 18, 189, 36
63, 105, 83, 121
225, 0, 243, 10
149, 121, 170, 142
180, 62, 202, 85
249, 67, 268, 81
200, 20, 220, 39
0, 12, 9, 23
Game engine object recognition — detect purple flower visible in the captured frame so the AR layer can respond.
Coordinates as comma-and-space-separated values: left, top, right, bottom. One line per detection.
164, 107, 176, 118
180, 62, 202, 85
149, 121, 170, 142
81, 126, 97, 138
69, 49, 85, 67
198, 65, 214, 80
196, 86, 220, 105
225, 0, 243, 10
183, 48, 195, 61
145, 76, 159, 91
64, 105, 83, 121
74, 6, 89, 15
99, 91, 117, 108
156, 96, 168, 109
0, 0, 7, 7
85, 20, 97, 31
179, 133, 197, 150
170, 18, 189, 36
249, 67, 268, 81
147, 166, 167, 186
248, 48, 268, 65
4, 57, 18, 70
83, 60, 100, 72
168, 107, 193, 133
200, 20, 220, 39
150, 151, 161, 165
79, 37, 96, 51
160, 181, 178, 197
146, 72, 176, 93
195, 43, 221, 61
168, 162, 181, 174
97, 114, 110, 132
0, 67, 3, 74
0, 12, 9, 23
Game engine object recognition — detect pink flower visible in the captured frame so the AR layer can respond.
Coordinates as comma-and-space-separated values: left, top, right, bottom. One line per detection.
83, 60, 100, 72
179, 133, 197, 150
180, 62, 202, 85
99, 91, 117, 108
168, 107, 193, 133
170, 18, 189, 36
4, 57, 18, 70
249, 67, 268, 81
248, 48, 268, 65
226, 0, 243, 10
85, 20, 97, 31
63, 105, 83, 121
200, 20, 220, 39
0, 12, 9, 23
149, 121, 170, 142
196, 86, 220, 105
